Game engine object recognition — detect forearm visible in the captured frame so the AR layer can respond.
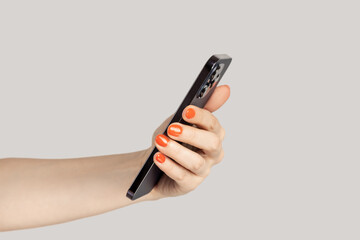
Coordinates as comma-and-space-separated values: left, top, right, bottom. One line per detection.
0, 149, 151, 231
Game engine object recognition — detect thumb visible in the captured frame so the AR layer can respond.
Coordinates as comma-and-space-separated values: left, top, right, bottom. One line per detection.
204, 85, 231, 112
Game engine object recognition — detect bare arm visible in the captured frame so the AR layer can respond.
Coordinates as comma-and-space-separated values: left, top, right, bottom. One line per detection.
0, 149, 151, 231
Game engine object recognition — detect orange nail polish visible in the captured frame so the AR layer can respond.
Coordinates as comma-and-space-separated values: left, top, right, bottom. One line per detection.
155, 152, 166, 163
155, 134, 169, 147
168, 124, 183, 137
185, 107, 196, 119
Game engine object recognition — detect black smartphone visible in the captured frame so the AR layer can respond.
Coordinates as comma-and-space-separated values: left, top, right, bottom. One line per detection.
126, 54, 232, 200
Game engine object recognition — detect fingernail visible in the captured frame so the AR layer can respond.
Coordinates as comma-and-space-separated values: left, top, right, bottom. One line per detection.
155, 134, 169, 147
185, 107, 196, 119
155, 152, 166, 163
168, 124, 183, 137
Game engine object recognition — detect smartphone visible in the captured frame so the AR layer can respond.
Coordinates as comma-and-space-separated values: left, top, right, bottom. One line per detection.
126, 54, 232, 200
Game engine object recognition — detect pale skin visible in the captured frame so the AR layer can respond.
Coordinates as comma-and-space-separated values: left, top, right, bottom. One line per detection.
0, 85, 230, 232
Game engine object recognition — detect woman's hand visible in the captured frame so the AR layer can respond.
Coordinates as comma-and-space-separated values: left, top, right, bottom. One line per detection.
147, 85, 230, 200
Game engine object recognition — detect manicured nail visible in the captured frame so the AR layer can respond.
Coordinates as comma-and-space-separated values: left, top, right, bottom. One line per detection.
155, 152, 166, 163
155, 134, 169, 147
168, 124, 183, 137
185, 107, 196, 119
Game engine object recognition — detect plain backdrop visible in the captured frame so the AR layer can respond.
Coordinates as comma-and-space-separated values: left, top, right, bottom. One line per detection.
0, 0, 359, 239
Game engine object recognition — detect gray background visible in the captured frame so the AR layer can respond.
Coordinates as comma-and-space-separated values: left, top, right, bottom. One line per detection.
0, 0, 359, 239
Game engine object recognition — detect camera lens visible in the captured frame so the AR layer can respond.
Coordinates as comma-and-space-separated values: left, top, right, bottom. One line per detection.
211, 66, 222, 80
199, 88, 205, 98
208, 78, 214, 88
211, 71, 217, 79
198, 85, 208, 98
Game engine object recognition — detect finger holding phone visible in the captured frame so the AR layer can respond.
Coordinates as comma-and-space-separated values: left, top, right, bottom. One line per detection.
150, 89, 230, 199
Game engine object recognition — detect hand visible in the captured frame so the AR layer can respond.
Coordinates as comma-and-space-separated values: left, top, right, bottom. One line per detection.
147, 85, 231, 200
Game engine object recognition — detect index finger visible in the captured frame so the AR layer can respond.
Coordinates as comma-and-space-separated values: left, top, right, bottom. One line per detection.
182, 105, 223, 135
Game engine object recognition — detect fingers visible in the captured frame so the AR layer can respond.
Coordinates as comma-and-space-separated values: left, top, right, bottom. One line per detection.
154, 135, 208, 176
153, 152, 189, 183
167, 122, 222, 156
182, 105, 225, 140
153, 152, 201, 192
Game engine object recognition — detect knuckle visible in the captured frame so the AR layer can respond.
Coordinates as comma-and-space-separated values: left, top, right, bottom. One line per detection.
192, 157, 205, 172
208, 116, 218, 131
208, 136, 222, 152
175, 171, 186, 182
